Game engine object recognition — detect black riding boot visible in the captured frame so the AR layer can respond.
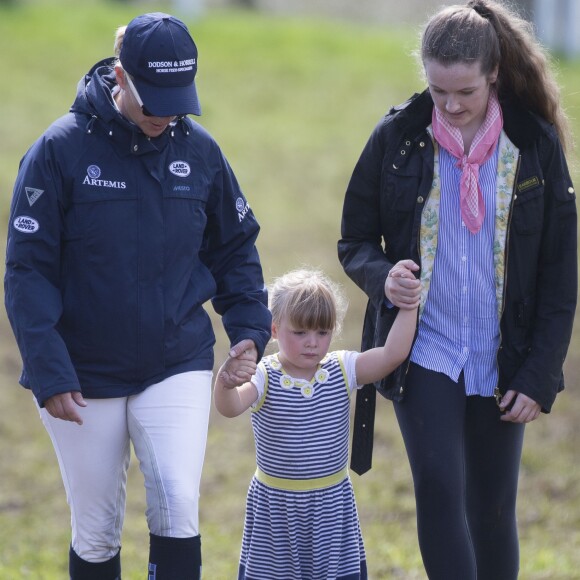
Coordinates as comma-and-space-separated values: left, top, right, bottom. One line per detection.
69, 546, 121, 580
148, 533, 202, 580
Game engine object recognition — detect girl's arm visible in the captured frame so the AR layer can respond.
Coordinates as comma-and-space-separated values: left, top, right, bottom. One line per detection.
214, 361, 259, 418
355, 306, 417, 387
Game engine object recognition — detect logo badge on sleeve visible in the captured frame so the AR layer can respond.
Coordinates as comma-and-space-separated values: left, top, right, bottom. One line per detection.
13, 216, 40, 233
236, 197, 249, 222
25, 187, 44, 207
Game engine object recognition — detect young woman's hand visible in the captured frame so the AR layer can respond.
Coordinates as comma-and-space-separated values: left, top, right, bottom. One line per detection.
500, 391, 541, 423
229, 338, 258, 362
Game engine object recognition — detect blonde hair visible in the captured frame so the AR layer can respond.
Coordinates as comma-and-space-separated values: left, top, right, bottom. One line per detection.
420, 0, 572, 151
269, 269, 347, 336
114, 25, 126, 58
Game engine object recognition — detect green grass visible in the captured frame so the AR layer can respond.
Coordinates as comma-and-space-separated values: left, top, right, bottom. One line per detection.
1, 1, 580, 578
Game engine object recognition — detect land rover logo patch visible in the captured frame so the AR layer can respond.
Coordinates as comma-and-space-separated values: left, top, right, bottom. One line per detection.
169, 161, 191, 177
13, 216, 39, 233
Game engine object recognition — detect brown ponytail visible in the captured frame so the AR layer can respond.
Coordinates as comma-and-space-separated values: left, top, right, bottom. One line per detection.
421, 0, 572, 151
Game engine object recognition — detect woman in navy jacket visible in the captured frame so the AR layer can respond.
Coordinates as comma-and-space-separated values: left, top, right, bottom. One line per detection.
339, 1, 577, 578
5, 13, 270, 580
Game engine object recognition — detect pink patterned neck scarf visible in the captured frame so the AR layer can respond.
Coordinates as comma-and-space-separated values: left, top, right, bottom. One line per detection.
431, 90, 503, 234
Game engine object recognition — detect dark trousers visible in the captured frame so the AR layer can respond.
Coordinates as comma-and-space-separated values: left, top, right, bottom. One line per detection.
393, 363, 525, 580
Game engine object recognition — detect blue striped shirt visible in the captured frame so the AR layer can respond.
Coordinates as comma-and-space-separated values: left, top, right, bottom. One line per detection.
410, 144, 500, 396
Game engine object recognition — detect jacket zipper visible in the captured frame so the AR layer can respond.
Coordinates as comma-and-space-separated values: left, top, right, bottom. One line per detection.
494, 153, 522, 407
399, 135, 432, 396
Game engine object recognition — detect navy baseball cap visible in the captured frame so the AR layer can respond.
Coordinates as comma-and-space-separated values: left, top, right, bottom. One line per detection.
120, 13, 201, 117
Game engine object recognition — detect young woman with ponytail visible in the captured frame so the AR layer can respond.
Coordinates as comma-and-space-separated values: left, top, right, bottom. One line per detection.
339, 1, 577, 578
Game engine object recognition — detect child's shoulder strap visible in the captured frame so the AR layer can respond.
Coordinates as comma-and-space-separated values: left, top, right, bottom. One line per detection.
251, 359, 270, 413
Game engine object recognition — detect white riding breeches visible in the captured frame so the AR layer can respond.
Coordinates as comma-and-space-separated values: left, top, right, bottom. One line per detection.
38, 371, 212, 563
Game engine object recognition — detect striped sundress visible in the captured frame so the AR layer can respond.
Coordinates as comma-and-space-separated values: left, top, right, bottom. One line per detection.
238, 351, 367, 580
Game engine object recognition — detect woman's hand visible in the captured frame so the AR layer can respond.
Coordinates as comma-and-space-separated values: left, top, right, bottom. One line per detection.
44, 391, 87, 425
384, 259, 421, 310
219, 339, 258, 388
500, 391, 541, 423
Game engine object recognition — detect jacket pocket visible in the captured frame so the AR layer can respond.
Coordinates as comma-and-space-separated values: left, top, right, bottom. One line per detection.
162, 179, 208, 253
163, 176, 209, 202
513, 293, 536, 328
382, 162, 422, 212
512, 184, 544, 235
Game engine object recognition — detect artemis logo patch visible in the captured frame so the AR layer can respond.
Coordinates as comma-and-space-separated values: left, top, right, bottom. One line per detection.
169, 161, 191, 177
13, 215, 39, 233
25, 187, 44, 207
83, 165, 127, 189
236, 197, 250, 222
87, 165, 101, 179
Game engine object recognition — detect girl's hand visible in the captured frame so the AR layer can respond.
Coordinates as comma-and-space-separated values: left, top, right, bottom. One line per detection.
220, 339, 258, 388
385, 259, 421, 310
500, 391, 541, 423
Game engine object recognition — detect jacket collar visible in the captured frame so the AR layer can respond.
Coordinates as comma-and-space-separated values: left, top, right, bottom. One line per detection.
391, 89, 547, 150
70, 57, 173, 156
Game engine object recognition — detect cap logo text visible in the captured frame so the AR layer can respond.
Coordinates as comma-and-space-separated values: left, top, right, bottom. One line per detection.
149, 59, 195, 73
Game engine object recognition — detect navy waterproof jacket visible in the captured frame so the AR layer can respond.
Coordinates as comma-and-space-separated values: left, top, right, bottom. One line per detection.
5, 58, 272, 407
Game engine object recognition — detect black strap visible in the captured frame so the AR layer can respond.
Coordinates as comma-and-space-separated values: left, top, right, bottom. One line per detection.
350, 382, 377, 475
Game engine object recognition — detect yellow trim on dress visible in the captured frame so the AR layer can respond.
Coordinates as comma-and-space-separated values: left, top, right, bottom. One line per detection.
251, 361, 269, 412
255, 466, 348, 491
334, 350, 352, 395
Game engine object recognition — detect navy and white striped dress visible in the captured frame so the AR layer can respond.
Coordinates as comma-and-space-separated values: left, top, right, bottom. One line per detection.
238, 351, 367, 580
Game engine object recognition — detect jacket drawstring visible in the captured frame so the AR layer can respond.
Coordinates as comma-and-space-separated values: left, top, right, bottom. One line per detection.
178, 116, 190, 136
85, 115, 98, 135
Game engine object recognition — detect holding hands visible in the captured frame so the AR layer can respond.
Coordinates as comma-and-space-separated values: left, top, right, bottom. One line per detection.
385, 259, 421, 310
219, 338, 258, 389
214, 338, 261, 418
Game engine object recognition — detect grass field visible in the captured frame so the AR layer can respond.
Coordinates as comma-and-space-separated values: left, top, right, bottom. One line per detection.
1, 1, 579, 578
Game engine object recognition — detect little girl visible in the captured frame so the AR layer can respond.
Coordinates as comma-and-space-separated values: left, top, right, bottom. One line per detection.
214, 268, 418, 580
